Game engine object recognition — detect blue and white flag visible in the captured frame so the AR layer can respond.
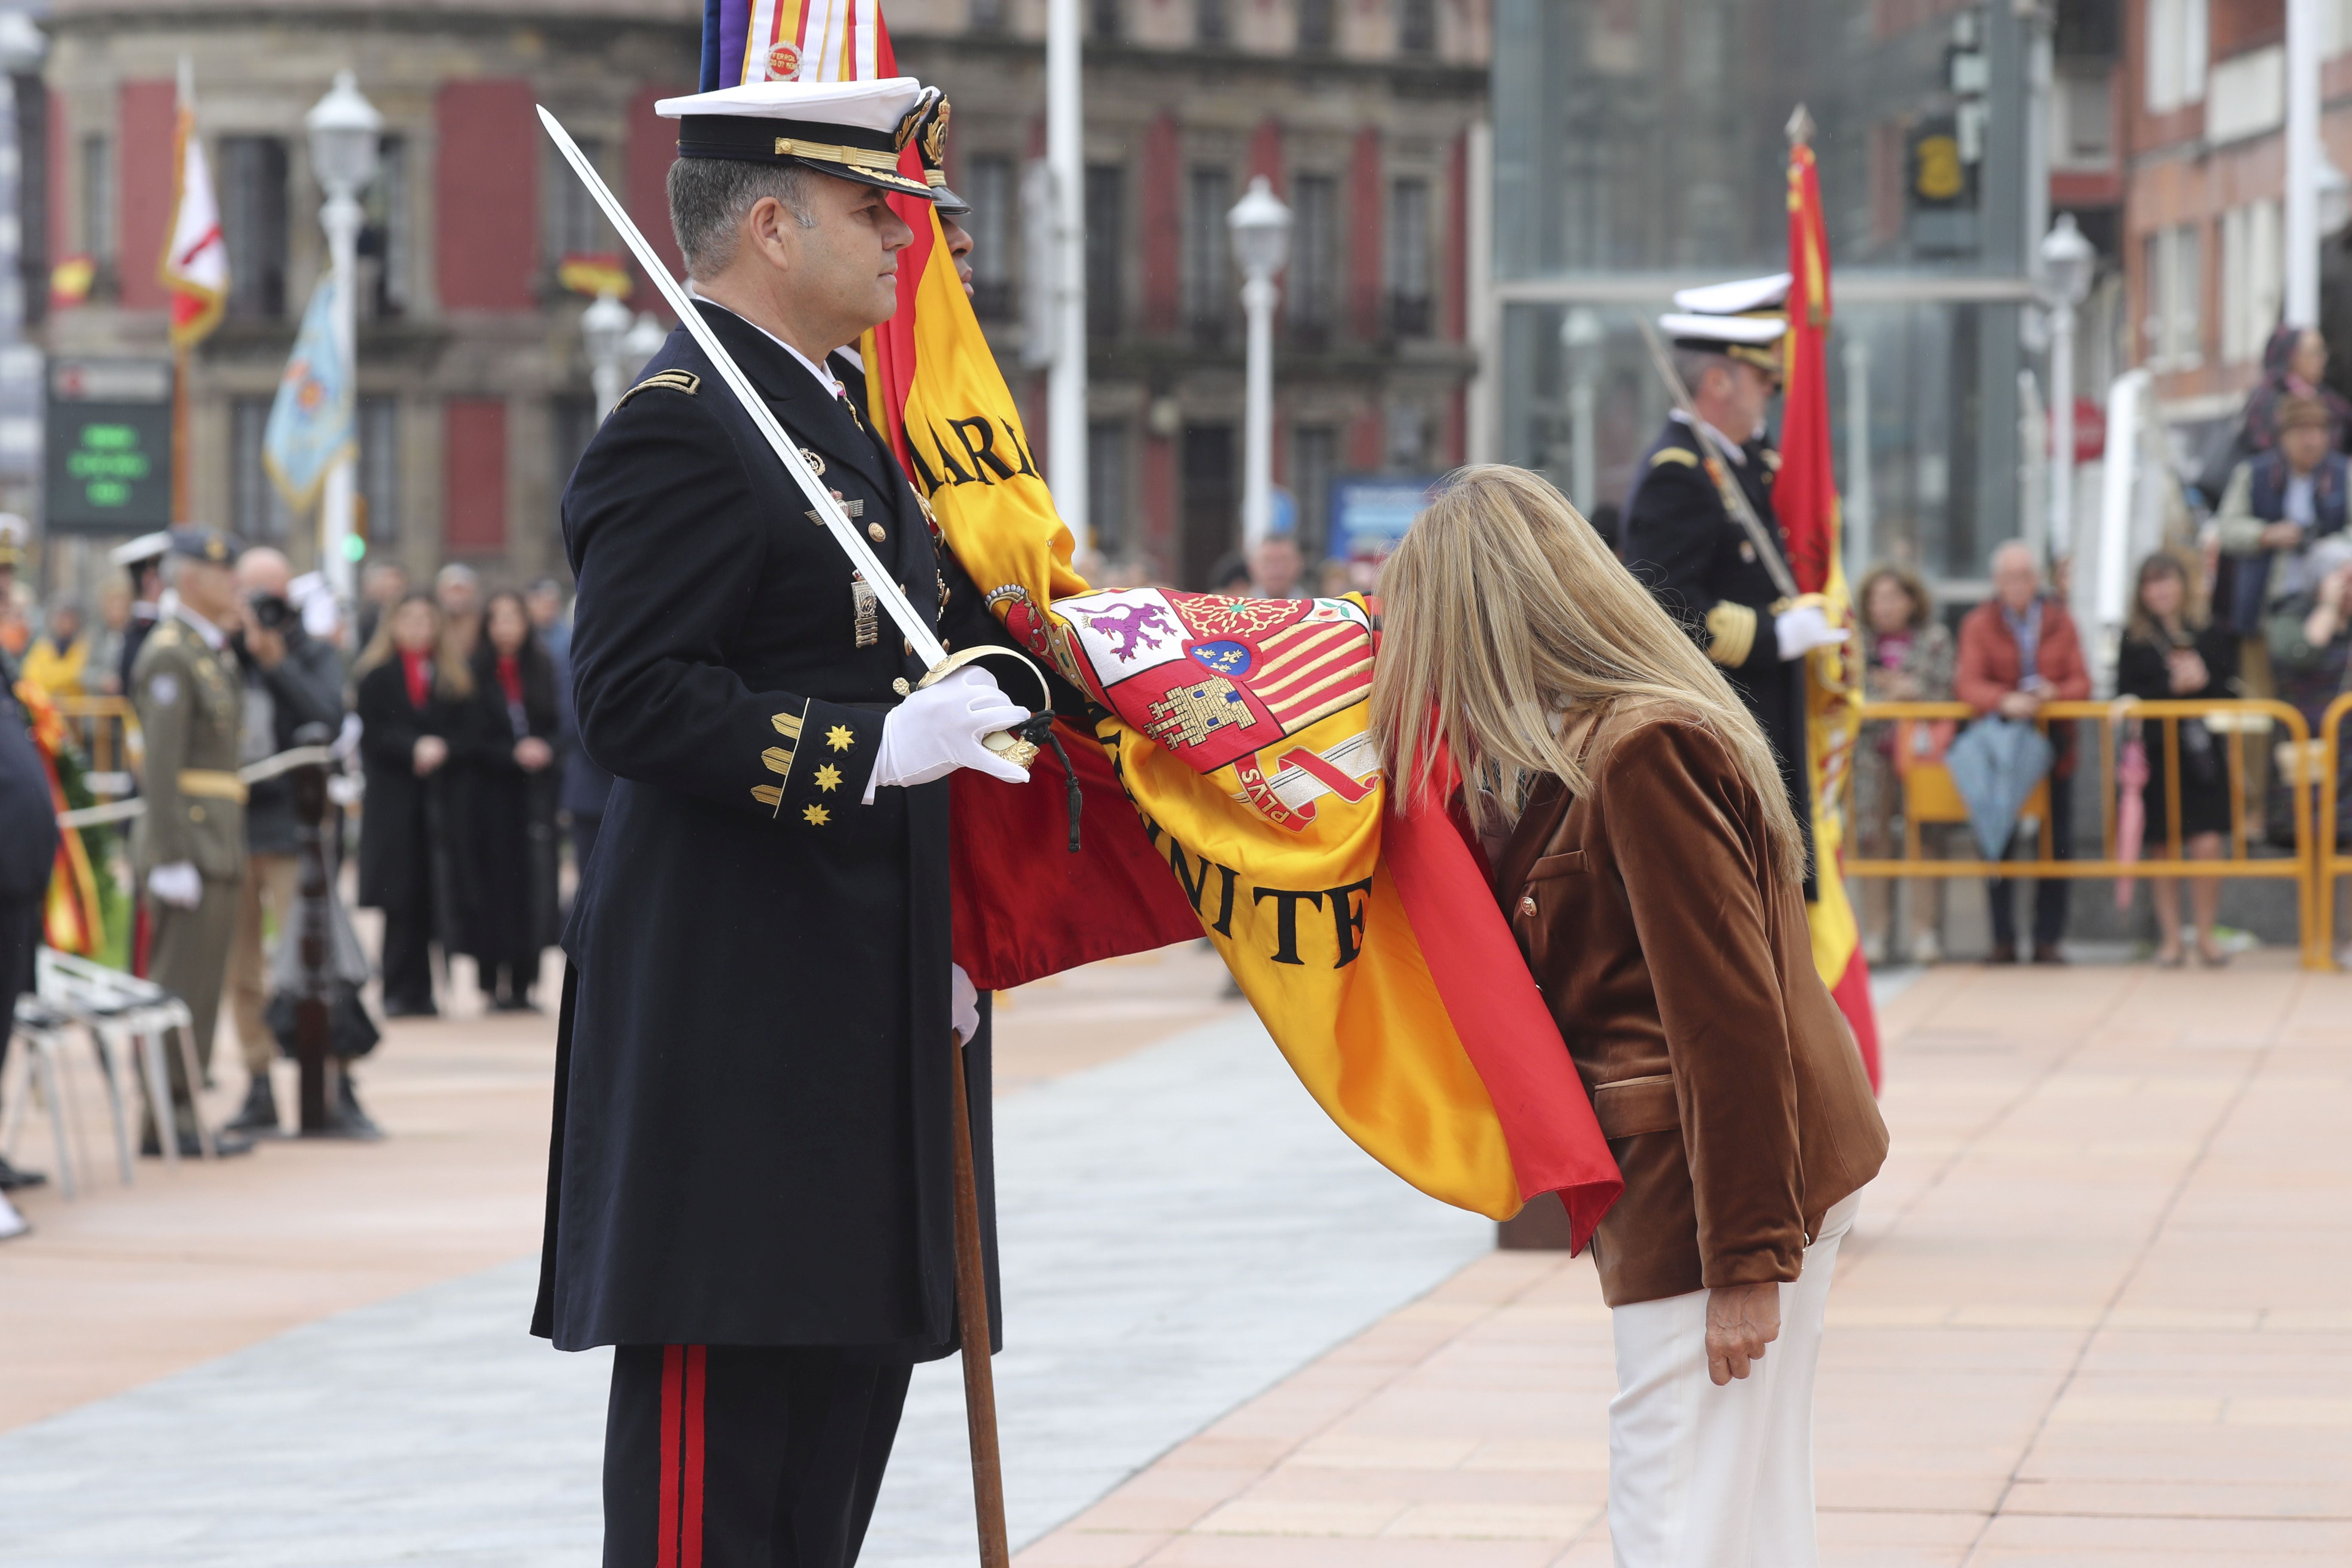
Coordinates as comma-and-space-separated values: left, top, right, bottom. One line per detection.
263, 275, 353, 512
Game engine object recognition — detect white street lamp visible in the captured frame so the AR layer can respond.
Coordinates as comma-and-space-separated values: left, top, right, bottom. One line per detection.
2041, 212, 2095, 563
622, 311, 668, 374
582, 291, 632, 422
304, 70, 381, 600
1228, 176, 1292, 550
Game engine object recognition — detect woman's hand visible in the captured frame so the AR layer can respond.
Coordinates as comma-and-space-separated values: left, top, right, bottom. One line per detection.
515, 737, 554, 772
2166, 649, 2208, 694
412, 735, 449, 776
1706, 1282, 1782, 1385
1884, 671, 1922, 701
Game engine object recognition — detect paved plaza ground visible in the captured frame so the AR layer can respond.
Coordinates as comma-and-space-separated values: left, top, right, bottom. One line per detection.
1, 943, 2346, 1566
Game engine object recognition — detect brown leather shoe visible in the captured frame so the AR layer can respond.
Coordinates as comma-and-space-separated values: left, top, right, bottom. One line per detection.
2032, 942, 2067, 965
1984, 943, 2018, 965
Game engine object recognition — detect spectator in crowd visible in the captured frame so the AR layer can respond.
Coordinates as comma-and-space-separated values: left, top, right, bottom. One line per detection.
1957, 542, 2092, 964
2240, 326, 2351, 457
526, 577, 572, 663
1247, 533, 1308, 600
457, 590, 560, 1012
21, 599, 89, 697
1209, 549, 1252, 596
0, 587, 27, 659
112, 532, 169, 694
435, 562, 483, 661
2266, 541, 2352, 959
221, 547, 348, 1135
354, 594, 469, 1018
2117, 552, 2239, 968
356, 559, 410, 652
0, 640, 58, 1215
1853, 564, 1956, 965
85, 580, 131, 696
2211, 394, 2346, 823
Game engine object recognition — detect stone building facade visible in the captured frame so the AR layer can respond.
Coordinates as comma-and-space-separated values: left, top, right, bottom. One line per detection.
35, 0, 1485, 593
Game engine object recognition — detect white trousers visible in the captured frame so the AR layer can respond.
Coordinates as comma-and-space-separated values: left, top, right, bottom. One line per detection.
1605, 1191, 1862, 1568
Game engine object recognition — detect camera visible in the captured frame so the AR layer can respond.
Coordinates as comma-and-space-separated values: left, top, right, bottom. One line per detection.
247, 593, 294, 632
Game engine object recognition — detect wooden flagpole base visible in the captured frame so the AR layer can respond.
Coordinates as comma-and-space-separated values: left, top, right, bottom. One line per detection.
949, 1030, 1011, 1568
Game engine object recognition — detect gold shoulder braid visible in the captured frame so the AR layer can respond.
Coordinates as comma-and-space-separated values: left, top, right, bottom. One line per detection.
615, 370, 701, 410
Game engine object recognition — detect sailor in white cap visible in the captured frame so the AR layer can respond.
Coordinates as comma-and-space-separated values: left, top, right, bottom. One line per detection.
534, 75, 1035, 1568
1622, 276, 1845, 888
109, 530, 174, 695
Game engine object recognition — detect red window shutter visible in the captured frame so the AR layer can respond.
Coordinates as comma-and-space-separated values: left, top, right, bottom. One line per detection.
444, 397, 508, 555
117, 80, 175, 311
435, 80, 538, 311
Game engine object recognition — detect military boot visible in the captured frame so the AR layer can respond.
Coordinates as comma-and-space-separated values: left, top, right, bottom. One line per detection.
224, 1074, 282, 1136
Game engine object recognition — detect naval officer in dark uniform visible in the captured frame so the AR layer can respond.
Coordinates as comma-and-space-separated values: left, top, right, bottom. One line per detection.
532, 77, 1035, 1568
1621, 277, 1847, 883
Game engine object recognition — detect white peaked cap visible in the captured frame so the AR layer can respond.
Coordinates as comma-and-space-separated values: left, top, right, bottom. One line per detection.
656, 77, 928, 131
1657, 312, 1787, 345
1669, 272, 1793, 316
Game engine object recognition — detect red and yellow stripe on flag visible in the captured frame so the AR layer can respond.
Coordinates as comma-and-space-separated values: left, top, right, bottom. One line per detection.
1779, 126, 1881, 1091
847, 7, 1620, 1231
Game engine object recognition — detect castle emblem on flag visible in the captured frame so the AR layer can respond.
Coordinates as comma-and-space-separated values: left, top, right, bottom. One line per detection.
1145, 675, 1249, 751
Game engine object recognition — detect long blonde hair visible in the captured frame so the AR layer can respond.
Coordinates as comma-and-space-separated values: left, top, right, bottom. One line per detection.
352, 591, 475, 698
1369, 464, 1806, 885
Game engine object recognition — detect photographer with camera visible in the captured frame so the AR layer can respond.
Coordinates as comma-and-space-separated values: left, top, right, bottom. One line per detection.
221, 546, 346, 1136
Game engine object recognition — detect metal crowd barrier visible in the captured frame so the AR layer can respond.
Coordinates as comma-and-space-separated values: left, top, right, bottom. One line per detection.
2317, 693, 2352, 963
1841, 698, 2326, 970
50, 693, 138, 796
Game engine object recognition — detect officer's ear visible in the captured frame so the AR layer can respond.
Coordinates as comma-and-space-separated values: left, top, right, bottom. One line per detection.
743, 196, 803, 273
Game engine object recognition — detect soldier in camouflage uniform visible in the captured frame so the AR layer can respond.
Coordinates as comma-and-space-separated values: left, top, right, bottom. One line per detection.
131, 528, 256, 1158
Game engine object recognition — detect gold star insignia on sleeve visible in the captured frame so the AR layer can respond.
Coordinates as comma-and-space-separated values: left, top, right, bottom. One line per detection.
813, 763, 843, 792
803, 803, 831, 827
826, 724, 855, 751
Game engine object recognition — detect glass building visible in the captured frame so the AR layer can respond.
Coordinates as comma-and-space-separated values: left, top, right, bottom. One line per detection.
1491, 0, 2044, 589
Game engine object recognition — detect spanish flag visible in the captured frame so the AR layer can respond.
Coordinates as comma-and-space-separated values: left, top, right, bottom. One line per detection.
1778, 120, 1881, 1091
706, 0, 1623, 1233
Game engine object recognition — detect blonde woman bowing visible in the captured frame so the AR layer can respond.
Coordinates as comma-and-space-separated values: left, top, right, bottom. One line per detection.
1370, 466, 1887, 1568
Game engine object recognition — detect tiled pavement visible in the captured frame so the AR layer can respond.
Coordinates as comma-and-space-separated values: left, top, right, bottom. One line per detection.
1010, 953, 2352, 1568
3, 947, 2347, 1567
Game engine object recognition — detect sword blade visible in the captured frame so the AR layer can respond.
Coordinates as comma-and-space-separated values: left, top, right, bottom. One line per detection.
1633, 316, 1801, 603
536, 104, 947, 669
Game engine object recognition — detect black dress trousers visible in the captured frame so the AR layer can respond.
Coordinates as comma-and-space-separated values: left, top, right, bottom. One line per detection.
603, 1344, 913, 1568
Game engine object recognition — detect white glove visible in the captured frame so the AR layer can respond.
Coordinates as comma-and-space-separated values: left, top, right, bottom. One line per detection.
1774, 604, 1850, 662
147, 862, 203, 909
863, 668, 1031, 802
951, 962, 979, 1045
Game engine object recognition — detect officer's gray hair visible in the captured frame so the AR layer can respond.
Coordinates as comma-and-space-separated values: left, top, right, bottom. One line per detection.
669, 159, 819, 277
1672, 347, 1736, 396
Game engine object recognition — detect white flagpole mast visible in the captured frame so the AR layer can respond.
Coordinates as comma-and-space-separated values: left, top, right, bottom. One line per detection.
1045, 0, 1089, 551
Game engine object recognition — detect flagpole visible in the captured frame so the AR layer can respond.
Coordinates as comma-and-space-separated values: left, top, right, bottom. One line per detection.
172, 58, 193, 524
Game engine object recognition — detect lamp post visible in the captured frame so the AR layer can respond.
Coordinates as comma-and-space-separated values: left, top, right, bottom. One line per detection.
622, 311, 668, 375
303, 70, 381, 601
1228, 176, 1291, 549
2040, 213, 2095, 564
582, 291, 633, 422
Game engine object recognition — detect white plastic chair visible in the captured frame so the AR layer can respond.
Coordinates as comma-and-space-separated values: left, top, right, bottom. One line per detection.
4, 997, 85, 1198
37, 949, 211, 1168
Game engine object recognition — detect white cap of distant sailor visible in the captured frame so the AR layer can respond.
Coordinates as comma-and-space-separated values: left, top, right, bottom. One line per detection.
1661, 272, 1791, 375
655, 77, 939, 202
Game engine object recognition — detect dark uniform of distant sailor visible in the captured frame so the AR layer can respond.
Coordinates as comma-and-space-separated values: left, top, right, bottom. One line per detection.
532, 76, 1037, 1568
1620, 274, 1847, 881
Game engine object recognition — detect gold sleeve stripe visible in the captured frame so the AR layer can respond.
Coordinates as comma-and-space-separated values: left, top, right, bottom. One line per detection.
1650, 447, 1699, 469
750, 700, 815, 818
1704, 602, 1758, 667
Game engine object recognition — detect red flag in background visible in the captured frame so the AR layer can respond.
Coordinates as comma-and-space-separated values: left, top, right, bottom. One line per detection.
1781, 114, 1880, 1090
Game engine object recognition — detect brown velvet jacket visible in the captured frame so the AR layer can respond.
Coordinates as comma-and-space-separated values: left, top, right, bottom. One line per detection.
1490, 703, 1887, 1307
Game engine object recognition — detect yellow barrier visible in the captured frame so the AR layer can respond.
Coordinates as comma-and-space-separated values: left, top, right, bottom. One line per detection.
49, 693, 139, 787
1842, 698, 2325, 970
2318, 693, 2352, 966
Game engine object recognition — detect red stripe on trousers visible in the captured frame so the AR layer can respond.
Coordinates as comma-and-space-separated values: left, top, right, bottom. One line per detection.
657, 1346, 683, 1568
682, 1346, 707, 1568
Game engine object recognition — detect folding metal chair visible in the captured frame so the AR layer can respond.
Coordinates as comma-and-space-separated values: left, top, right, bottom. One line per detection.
4, 997, 85, 1199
